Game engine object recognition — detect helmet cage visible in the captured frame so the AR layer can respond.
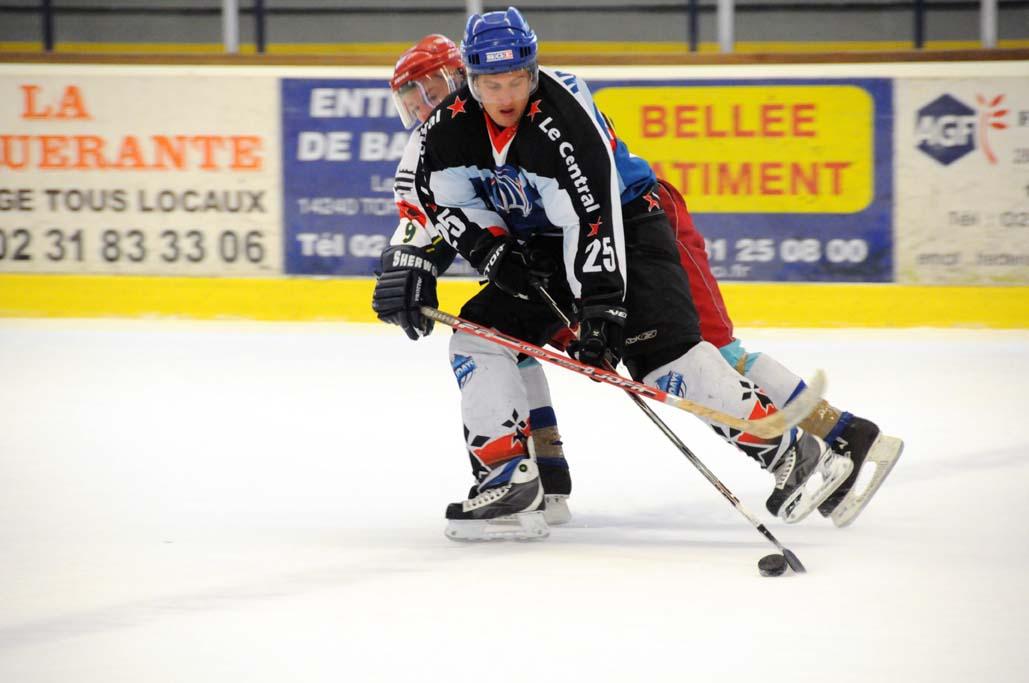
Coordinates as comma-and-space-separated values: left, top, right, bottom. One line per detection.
392, 65, 463, 129
467, 62, 539, 104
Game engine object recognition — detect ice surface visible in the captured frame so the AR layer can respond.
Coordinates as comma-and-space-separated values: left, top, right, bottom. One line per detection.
1, 319, 1026, 682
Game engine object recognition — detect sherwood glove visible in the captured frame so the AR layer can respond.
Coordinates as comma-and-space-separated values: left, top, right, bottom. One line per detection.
372, 245, 439, 341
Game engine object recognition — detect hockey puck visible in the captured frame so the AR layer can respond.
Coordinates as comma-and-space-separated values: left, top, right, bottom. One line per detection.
758, 553, 788, 577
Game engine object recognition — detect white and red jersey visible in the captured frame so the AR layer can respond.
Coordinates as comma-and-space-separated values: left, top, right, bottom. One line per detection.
389, 125, 436, 249
388, 125, 460, 273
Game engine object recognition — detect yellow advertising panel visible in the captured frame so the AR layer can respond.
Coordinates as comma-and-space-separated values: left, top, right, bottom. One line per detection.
595, 85, 874, 213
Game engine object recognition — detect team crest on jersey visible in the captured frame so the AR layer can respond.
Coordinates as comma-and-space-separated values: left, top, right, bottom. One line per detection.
488, 165, 536, 218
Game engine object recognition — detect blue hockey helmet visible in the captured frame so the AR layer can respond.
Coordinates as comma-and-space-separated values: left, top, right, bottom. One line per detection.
460, 7, 538, 76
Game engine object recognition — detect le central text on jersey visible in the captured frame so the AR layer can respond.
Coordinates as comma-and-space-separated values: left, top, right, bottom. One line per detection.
535, 114, 601, 214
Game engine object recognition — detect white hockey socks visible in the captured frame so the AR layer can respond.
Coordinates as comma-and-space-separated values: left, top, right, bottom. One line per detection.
450, 333, 532, 476
741, 353, 805, 409
643, 340, 796, 468
720, 340, 845, 440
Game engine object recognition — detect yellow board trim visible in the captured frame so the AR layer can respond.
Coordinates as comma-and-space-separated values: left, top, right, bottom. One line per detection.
1, 274, 1026, 328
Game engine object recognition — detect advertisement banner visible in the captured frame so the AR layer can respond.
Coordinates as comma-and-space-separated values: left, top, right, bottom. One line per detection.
4, 66, 1028, 289
0, 71, 281, 276
895, 78, 1029, 285
592, 78, 893, 281
281, 75, 892, 282
281, 78, 408, 276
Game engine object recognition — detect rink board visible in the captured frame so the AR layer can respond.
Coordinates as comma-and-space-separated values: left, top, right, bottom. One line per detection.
1, 61, 1027, 325
2, 274, 1026, 328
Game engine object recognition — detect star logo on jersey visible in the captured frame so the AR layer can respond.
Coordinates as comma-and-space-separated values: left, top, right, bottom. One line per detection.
526, 99, 543, 121
587, 218, 602, 237
447, 96, 467, 118
396, 200, 426, 226
644, 192, 660, 212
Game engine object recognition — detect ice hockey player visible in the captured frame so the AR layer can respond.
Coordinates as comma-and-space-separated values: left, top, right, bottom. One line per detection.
373, 34, 573, 526
402, 6, 857, 541
374, 18, 902, 538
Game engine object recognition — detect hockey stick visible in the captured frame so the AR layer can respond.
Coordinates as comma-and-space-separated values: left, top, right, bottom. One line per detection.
529, 284, 806, 573
421, 306, 824, 438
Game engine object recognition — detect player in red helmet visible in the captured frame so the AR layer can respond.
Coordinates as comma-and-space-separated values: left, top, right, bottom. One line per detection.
390, 34, 466, 130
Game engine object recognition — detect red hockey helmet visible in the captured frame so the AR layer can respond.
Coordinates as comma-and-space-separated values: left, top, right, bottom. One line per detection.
391, 34, 466, 128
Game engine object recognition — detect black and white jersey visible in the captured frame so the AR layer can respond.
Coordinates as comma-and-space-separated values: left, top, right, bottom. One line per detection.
414, 67, 656, 305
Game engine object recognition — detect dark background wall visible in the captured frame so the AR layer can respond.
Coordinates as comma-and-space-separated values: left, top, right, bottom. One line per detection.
1, 1, 1027, 48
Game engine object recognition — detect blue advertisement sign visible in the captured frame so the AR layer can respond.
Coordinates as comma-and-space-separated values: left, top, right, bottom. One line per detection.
281, 78, 407, 275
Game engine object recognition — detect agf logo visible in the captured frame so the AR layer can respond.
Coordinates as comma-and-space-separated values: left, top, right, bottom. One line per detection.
915, 93, 1009, 166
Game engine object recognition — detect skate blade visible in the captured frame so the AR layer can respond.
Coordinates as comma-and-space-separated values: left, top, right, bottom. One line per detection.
445, 511, 550, 542
831, 435, 903, 528
781, 453, 855, 524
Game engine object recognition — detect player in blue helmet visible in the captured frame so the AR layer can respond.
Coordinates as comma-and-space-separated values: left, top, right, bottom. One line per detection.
461, 6, 540, 124
461, 6, 538, 72
373, 32, 574, 527
380, 8, 900, 540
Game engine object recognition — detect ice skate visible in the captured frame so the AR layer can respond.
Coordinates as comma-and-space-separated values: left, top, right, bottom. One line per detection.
766, 431, 853, 524
482, 446, 571, 526
445, 457, 549, 541
475, 479, 569, 526
817, 416, 904, 527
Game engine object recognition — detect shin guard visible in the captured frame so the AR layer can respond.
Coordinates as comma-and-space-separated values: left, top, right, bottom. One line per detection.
451, 333, 531, 480
644, 341, 796, 468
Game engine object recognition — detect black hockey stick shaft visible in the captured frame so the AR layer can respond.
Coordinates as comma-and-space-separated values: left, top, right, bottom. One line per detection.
626, 389, 804, 570
533, 284, 806, 572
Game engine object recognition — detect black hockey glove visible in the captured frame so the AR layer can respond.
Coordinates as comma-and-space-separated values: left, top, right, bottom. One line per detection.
469, 233, 556, 299
371, 245, 439, 341
569, 304, 628, 369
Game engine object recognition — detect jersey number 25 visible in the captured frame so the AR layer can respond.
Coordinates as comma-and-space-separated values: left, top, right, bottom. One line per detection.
583, 236, 616, 273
